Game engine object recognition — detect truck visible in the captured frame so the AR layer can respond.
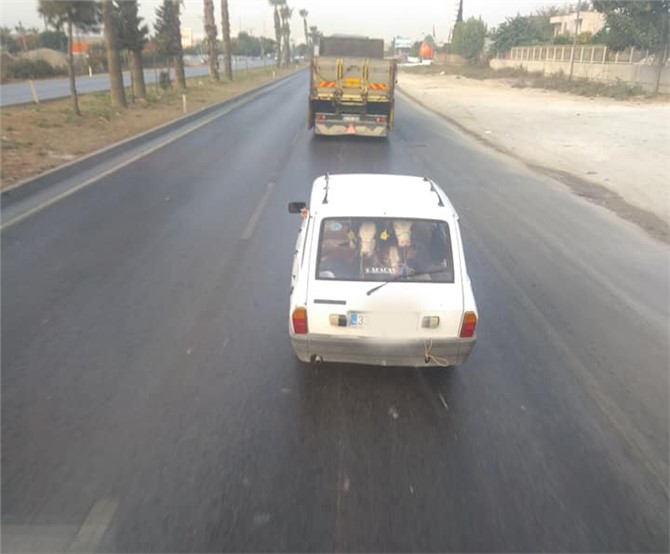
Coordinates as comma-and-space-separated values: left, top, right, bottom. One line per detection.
308, 35, 398, 138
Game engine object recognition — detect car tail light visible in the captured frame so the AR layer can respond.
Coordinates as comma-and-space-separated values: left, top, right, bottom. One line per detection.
460, 311, 477, 338
292, 307, 308, 334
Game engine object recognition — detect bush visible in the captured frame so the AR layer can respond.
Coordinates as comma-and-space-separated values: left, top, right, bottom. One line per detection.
451, 17, 488, 61
158, 71, 171, 90
578, 32, 593, 45
3, 59, 66, 80
553, 34, 572, 45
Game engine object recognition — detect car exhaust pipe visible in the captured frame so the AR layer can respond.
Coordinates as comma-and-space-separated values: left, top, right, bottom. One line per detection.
311, 355, 323, 364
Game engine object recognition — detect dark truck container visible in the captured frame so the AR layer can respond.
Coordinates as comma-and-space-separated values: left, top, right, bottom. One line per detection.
309, 35, 397, 137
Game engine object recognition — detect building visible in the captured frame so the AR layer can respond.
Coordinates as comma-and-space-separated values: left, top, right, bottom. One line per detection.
393, 36, 412, 62
180, 27, 193, 49
550, 11, 605, 37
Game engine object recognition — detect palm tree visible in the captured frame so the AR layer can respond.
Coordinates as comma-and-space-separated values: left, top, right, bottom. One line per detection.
38, 1, 100, 115
299, 8, 308, 55
102, 0, 126, 108
268, 0, 285, 67
308, 24, 321, 55
220, 0, 233, 80
280, 4, 293, 67
172, 0, 186, 89
203, 0, 218, 80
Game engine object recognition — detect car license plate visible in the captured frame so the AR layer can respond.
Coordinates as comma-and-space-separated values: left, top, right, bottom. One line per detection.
349, 312, 417, 331
349, 312, 369, 327
343, 115, 360, 122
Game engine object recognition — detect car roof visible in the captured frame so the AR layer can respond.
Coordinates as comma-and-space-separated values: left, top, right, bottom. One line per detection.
308, 174, 458, 220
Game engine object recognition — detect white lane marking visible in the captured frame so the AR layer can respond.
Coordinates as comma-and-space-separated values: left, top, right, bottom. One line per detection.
438, 393, 449, 412
1, 83, 290, 231
241, 182, 275, 240
222, 337, 230, 350
68, 497, 119, 553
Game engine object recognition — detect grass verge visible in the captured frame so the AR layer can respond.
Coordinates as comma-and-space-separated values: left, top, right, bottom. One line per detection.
0, 65, 300, 189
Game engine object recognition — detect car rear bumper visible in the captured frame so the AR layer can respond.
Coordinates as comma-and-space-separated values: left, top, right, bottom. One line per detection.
290, 334, 476, 368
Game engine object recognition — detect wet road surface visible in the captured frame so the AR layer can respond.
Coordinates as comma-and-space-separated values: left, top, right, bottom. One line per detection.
2, 72, 668, 552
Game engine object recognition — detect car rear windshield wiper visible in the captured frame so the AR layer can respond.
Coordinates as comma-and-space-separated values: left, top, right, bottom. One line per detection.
366, 268, 449, 296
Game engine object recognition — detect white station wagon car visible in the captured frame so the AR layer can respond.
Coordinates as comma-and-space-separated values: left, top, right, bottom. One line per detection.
288, 174, 478, 368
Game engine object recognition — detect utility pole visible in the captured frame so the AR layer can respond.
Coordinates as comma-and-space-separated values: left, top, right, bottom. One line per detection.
568, 0, 582, 81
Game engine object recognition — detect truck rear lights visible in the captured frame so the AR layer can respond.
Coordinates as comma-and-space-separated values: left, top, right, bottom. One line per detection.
460, 311, 477, 338
421, 316, 440, 329
375, 116, 387, 123
292, 307, 308, 334
316, 114, 327, 121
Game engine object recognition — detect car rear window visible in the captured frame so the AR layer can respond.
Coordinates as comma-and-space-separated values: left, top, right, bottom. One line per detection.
316, 217, 455, 282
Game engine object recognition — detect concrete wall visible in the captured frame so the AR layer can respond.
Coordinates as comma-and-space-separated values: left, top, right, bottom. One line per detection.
490, 57, 670, 94
433, 53, 467, 66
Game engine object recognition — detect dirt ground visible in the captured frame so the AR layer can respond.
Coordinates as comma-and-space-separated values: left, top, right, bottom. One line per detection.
0, 66, 298, 189
398, 70, 669, 234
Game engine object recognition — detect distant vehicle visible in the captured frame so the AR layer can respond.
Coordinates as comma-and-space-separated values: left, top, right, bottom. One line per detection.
287, 174, 479, 368
308, 35, 398, 137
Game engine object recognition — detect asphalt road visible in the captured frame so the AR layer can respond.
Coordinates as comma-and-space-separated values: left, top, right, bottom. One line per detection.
0, 58, 270, 107
2, 72, 668, 553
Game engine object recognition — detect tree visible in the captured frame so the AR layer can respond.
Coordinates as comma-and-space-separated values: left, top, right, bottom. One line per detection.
154, 0, 186, 89
203, 0, 218, 81
488, 12, 554, 54
15, 21, 28, 52
115, 0, 148, 99
232, 31, 261, 56
308, 24, 320, 51
38, 1, 100, 115
280, 4, 293, 67
452, 17, 487, 61
261, 36, 276, 58
456, 0, 463, 24
220, 0, 233, 80
38, 29, 68, 51
269, 0, 285, 67
299, 8, 309, 54
593, 0, 669, 93
101, 0, 126, 108
1, 27, 20, 53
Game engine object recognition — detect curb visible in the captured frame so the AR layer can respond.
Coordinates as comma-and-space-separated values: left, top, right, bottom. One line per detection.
2, 68, 306, 206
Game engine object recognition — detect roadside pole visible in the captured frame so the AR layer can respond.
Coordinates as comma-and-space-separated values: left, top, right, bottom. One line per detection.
28, 80, 39, 104
569, 0, 582, 81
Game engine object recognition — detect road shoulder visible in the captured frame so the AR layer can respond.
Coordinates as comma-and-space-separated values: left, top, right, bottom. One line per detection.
398, 71, 669, 243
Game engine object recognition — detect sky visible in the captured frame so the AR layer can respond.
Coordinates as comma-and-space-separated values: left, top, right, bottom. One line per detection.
2, 0, 565, 44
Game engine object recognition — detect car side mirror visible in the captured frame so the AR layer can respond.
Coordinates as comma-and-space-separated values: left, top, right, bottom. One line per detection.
288, 202, 307, 214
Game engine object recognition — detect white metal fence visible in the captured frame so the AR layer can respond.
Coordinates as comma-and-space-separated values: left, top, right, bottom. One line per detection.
498, 45, 664, 66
